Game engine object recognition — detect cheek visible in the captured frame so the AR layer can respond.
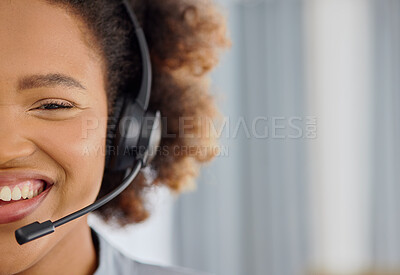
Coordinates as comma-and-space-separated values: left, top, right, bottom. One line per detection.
33, 113, 108, 217
0, 111, 108, 274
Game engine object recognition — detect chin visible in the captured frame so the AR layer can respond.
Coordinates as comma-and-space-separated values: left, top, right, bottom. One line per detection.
0, 243, 38, 275
0, 225, 60, 275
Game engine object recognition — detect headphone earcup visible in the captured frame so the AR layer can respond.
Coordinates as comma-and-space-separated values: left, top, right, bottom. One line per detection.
136, 111, 162, 166
105, 94, 162, 172
105, 98, 144, 172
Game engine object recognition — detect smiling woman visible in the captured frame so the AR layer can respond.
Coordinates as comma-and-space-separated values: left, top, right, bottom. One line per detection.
0, 0, 229, 274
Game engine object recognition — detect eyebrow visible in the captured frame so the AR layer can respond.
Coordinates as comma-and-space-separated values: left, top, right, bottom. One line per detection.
17, 73, 86, 91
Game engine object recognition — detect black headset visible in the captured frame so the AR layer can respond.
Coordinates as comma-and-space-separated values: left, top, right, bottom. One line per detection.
105, 0, 162, 172
15, 0, 162, 245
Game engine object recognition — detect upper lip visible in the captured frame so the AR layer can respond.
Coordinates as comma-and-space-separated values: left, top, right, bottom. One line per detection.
0, 170, 55, 187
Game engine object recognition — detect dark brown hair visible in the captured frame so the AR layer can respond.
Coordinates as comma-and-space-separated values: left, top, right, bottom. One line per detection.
46, 0, 230, 225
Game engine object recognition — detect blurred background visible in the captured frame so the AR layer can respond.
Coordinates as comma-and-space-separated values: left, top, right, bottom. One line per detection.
90, 0, 400, 274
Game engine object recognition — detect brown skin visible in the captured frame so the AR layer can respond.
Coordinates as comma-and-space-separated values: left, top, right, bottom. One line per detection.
0, 0, 107, 274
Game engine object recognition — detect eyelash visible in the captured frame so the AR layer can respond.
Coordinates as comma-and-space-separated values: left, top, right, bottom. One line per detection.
35, 100, 74, 111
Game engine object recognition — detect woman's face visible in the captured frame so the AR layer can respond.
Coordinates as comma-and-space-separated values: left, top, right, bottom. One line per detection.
0, 0, 108, 273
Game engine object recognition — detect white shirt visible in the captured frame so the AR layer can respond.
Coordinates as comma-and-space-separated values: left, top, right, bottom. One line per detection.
91, 227, 211, 275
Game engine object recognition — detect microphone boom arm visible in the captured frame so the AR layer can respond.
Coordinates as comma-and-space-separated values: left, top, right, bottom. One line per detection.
15, 161, 142, 245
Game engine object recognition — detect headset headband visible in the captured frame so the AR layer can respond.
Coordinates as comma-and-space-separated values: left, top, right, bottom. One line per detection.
122, 0, 151, 110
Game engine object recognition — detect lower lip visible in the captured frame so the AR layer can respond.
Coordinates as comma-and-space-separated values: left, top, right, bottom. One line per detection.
0, 184, 53, 224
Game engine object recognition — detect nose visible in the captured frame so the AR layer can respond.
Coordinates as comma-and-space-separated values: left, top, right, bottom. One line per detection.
0, 116, 36, 167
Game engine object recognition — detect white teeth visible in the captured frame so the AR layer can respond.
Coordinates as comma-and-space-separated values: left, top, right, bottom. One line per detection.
11, 186, 22, 200
21, 185, 29, 199
0, 186, 11, 201
0, 183, 45, 202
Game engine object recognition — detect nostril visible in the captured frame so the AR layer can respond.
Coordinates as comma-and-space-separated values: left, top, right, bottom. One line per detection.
0, 138, 36, 167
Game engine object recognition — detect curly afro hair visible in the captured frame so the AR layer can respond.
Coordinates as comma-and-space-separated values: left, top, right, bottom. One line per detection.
46, 0, 230, 225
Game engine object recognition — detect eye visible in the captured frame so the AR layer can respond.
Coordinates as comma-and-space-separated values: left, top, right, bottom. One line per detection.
34, 100, 75, 111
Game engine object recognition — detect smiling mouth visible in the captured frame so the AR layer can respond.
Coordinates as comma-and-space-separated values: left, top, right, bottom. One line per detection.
0, 180, 52, 205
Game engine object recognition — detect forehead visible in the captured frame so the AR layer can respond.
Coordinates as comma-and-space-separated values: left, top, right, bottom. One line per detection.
0, 0, 104, 90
